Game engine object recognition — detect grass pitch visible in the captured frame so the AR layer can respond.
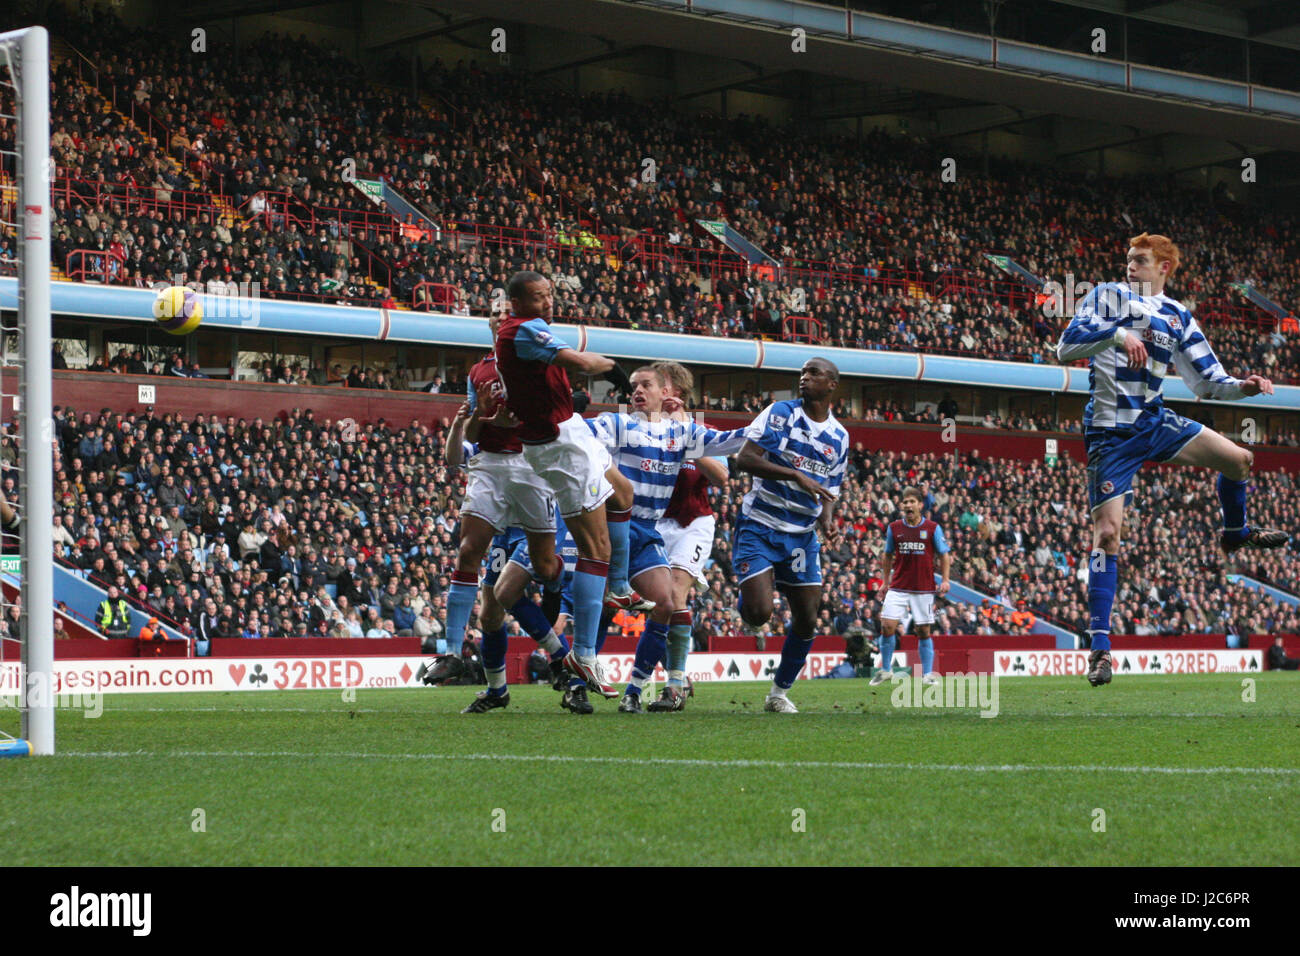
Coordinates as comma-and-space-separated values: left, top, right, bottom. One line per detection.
2, 675, 1297, 866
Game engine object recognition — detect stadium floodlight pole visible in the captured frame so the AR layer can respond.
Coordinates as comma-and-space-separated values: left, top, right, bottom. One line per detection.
3, 26, 54, 755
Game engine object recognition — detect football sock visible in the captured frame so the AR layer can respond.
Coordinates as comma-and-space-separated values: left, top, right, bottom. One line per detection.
667, 610, 692, 689
509, 597, 552, 643
572, 558, 609, 656
918, 637, 934, 675
772, 627, 813, 691
1218, 475, 1249, 541
606, 509, 631, 595
482, 626, 508, 693
540, 631, 568, 657
879, 633, 897, 671
627, 619, 669, 693
1087, 551, 1118, 653
444, 571, 479, 656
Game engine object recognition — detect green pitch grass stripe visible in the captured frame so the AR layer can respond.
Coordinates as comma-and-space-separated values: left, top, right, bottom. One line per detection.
62, 749, 1299, 775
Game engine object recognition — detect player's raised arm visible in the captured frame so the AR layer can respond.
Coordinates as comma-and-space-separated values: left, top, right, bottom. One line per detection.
511, 318, 634, 398
1057, 283, 1145, 366
683, 421, 748, 459
1172, 314, 1269, 400
444, 403, 472, 468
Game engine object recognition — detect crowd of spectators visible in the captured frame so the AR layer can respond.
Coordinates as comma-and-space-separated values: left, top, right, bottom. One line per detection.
33, 397, 1299, 647
14, 4, 1298, 383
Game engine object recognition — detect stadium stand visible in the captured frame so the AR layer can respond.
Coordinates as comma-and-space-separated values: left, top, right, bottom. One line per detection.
20, 4, 1299, 382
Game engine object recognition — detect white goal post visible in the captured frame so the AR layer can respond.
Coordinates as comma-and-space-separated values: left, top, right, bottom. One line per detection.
0, 25, 53, 756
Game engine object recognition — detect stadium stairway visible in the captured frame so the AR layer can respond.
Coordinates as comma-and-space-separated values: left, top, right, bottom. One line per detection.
1, 573, 103, 641
1227, 574, 1300, 608
58, 39, 209, 197
940, 575, 1077, 648
51, 563, 187, 643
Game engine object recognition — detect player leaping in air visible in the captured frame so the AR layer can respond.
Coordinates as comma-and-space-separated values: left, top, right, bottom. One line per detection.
733, 358, 848, 713
1057, 232, 1288, 688
494, 271, 641, 714
430, 317, 557, 679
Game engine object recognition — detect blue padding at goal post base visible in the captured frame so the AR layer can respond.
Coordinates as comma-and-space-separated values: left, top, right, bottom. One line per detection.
0, 739, 31, 757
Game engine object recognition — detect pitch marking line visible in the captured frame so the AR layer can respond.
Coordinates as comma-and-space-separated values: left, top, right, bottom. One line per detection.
59, 751, 1300, 776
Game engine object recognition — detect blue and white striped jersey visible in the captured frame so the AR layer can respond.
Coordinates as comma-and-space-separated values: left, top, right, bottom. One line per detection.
1057, 282, 1245, 431
586, 413, 747, 522
740, 400, 848, 534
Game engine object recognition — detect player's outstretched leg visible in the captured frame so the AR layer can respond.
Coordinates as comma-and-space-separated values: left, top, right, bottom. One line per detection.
1171, 428, 1289, 553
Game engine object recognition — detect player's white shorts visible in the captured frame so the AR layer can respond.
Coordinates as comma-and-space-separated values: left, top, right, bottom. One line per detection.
461, 450, 556, 534
656, 514, 715, 585
881, 589, 936, 626
522, 414, 615, 518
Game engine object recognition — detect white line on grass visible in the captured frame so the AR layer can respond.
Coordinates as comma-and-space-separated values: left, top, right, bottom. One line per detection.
58, 750, 1300, 776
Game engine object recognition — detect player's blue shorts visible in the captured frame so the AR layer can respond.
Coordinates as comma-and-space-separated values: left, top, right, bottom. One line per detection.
484, 527, 526, 588
1085, 405, 1203, 511
732, 516, 822, 588
508, 530, 577, 618
628, 519, 670, 581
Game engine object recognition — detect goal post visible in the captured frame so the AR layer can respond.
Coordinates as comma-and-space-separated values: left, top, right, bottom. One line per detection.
0, 25, 53, 756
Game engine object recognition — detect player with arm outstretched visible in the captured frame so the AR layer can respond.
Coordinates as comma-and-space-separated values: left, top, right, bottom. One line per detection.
585, 365, 747, 713
872, 486, 951, 686
1057, 232, 1287, 687
494, 271, 639, 714
732, 358, 848, 713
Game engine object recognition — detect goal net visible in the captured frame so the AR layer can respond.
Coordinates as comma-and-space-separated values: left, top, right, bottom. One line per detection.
0, 25, 53, 756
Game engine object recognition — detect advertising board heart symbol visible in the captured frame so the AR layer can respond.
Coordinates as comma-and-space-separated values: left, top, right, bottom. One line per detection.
229, 664, 246, 685
748, 659, 761, 677
1138, 655, 1148, 671
999, 655, 1011, 671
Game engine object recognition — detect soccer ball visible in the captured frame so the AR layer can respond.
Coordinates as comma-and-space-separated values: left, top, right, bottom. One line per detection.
152, 285, 203, 335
